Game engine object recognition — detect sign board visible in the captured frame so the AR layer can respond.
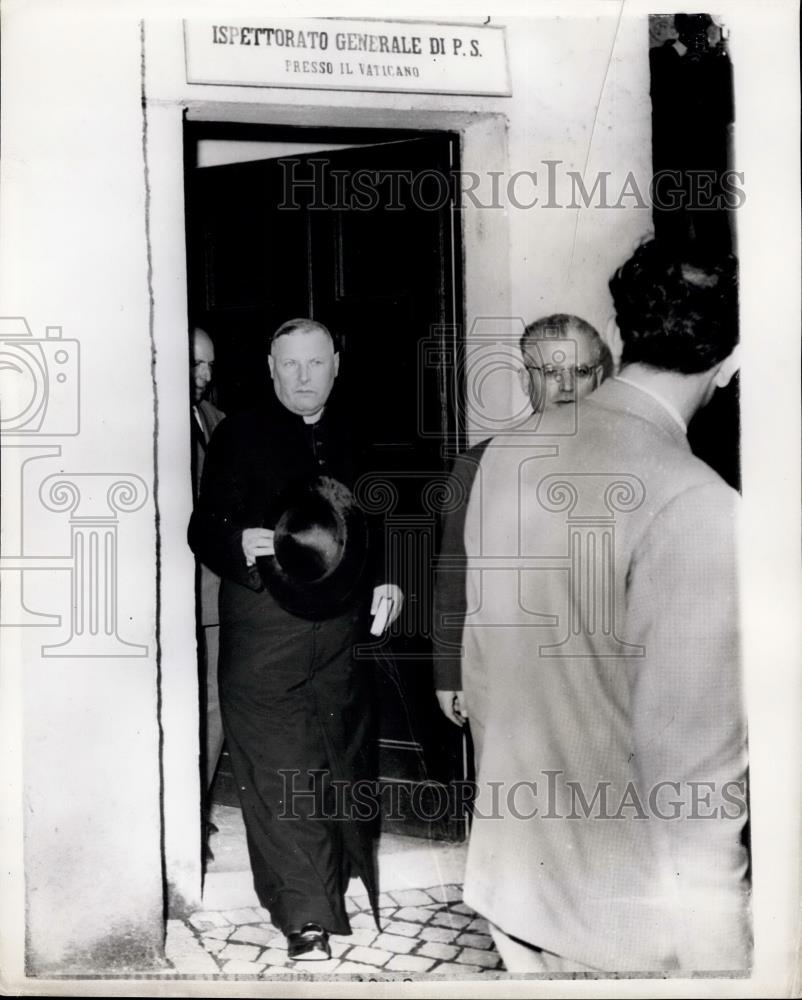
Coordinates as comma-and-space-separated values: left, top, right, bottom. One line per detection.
184, 18, 510, 96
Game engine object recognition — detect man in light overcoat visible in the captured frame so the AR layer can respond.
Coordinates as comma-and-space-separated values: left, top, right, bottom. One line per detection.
436, 240, 749, 973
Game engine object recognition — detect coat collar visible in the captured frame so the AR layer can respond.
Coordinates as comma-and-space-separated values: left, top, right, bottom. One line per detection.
587, 378, 691, 451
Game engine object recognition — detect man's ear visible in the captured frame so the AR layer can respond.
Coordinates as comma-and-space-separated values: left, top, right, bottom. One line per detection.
333, 352, 340, 377
518, 365, 530, 398
713, 345, 740, 389
267, 354, 275, 377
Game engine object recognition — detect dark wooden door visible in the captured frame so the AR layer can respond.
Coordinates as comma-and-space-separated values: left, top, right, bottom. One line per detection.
185, 130, 469, 840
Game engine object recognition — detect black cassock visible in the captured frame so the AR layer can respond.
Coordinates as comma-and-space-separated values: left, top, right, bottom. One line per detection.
188, 390, 380, 935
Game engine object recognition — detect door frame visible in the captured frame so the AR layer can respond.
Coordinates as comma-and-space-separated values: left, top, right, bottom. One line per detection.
147, 98, 511, 914
185, 124, 468, 842
182, 120, 466, 449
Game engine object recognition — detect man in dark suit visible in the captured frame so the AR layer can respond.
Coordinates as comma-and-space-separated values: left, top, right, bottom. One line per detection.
191, 326, 226, 799
189, 319, 402, 961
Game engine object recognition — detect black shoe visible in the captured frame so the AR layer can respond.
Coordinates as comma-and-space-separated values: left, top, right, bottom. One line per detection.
287, 923, 331, 961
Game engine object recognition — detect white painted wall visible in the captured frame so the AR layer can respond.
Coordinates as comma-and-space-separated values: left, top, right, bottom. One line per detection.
0, 3, 163, 976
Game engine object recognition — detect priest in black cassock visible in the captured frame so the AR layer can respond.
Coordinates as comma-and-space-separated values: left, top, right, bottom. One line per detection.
188, 318, 403, 961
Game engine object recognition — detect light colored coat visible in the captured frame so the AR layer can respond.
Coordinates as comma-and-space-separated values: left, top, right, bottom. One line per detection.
461, 378, 749, 972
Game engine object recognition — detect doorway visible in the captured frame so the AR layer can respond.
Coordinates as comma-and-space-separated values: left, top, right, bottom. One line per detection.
184, 121, 470, 846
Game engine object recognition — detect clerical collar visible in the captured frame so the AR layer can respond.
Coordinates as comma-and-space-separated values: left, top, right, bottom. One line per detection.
303, 409, 324, 425
614, 376, 688, 434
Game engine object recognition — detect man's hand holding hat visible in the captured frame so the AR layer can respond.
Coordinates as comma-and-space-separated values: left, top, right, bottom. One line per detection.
242, 527, 275, 566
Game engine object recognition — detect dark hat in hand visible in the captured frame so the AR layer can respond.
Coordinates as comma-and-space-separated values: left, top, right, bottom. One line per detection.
257, 476, 369, 620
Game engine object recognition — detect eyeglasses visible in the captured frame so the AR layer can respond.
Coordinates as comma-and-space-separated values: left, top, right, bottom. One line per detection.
525, 364, 601, 381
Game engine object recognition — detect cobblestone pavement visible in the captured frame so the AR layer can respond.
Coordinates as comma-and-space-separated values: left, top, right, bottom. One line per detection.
166, 884, 504, 979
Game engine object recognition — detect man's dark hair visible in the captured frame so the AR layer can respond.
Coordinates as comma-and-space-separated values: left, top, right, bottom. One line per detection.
269, 318, 341, 354
520, 313, 613, 379
609, 239, 738, 374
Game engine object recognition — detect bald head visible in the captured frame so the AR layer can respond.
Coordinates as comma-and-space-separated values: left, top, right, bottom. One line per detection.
191, 327, 215, 404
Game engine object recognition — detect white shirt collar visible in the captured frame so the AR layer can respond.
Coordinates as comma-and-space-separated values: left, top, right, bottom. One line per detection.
614, 376, 688, 434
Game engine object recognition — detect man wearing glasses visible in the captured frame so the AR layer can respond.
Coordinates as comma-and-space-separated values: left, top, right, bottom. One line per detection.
434, 313, 612, 732
518, 313, 613, 414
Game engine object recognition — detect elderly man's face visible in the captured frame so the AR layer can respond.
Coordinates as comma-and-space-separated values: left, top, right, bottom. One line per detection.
520, 330, 604, 412
191, 328, 215, 404
268, 328, 339, 418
